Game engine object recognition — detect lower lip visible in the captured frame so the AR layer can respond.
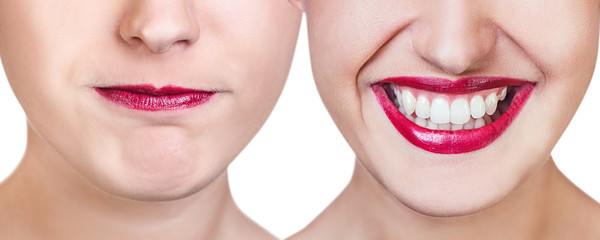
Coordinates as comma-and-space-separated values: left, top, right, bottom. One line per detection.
372, 84, 535, 154
95, 85, 215, 111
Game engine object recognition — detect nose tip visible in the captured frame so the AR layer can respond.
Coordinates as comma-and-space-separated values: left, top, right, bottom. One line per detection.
413, 28, 496, 74
120, 2, 200, 53
411, 5, 496, 75
124, 19, 200, 53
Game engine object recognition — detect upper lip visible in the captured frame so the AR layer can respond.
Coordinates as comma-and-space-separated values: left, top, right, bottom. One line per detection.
95, 84, 214, 95
377, 76, 535, 93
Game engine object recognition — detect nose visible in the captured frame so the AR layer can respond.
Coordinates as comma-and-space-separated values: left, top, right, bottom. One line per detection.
411, 1, 496, 74
120, 0, 200, 53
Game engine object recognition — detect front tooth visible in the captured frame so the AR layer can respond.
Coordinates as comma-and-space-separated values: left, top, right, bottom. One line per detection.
430, 98, 450, 124
415, 95, 431, 119
470, 95, 486, 119
402, 90, 417, 115
498, 87, 507, 101
450, 98, 470, 124
485, 93, 498, 115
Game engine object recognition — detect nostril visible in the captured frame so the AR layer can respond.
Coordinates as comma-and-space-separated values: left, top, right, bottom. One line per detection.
127, 36, 144, 46
171, 39, 191, 49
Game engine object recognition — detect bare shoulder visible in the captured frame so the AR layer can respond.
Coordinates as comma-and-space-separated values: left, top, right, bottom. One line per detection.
0, 180, 41, 240
0, 182, 12, 231
569, 186, 600, 238
0, 184, 29, 239
578, 201, 600, 239
547, 194, 600, 240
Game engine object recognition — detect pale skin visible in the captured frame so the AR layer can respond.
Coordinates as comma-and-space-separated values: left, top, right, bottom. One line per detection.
289, 0, 600, 239
0, 0, 301, 239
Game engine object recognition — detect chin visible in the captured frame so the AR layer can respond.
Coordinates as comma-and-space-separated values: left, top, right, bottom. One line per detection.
83, 155, 227, 202
386, 175, 518, 218
123, 182, 211, 202
100, 171, 220, 202
372, 159, 521, 218
400, 193, 503, 218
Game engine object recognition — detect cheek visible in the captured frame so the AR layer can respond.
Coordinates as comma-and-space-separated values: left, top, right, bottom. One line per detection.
221, 2, 300, 123
208, 0, 299, 97
532, 15, 599, 140
498, 0, 599, 93
1, 1, 118, 113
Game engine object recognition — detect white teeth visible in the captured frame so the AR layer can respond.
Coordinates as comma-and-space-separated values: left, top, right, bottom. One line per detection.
426, 119, 438, 130
393, 85, 402, 107
391, 85, 510, 131
439, 123, 451, 130
498, 87, 507, 101
474, 118, 486, 128
415, 95, 431, 119
450, 98, 470, 124
470, 95, 486, 119
463, 118, 475, 130
399, 104, 407, 115
451, 123, 464, 130
402, 90, 417, 115
430, 98, 450, 124
485, 93, 498, 115
415, 117, 427, 127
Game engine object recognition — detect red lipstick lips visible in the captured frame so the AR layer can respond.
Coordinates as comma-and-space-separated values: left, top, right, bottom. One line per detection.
95, 84, 215, 111
373, 77, 535, 154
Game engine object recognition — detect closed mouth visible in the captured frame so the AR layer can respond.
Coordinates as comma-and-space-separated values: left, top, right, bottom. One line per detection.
372, 76, 536, 154
95, 84, 215, 111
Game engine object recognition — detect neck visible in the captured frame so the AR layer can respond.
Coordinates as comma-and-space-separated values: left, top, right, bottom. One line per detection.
298, 157, 600, 240
0, 129, 273, 239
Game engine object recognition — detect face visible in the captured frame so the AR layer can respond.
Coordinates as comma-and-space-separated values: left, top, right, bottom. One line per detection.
0, 0, 301, 201
304, 0, 599, 216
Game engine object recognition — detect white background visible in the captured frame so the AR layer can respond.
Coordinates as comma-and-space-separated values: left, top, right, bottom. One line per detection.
1, 19, 599, 239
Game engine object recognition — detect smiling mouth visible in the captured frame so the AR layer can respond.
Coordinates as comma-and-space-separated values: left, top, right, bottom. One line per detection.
373, 76, 535, 154
95, 84, 215, 111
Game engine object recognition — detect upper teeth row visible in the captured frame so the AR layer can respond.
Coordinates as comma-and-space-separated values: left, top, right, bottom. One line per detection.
392, 85, 507, 125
